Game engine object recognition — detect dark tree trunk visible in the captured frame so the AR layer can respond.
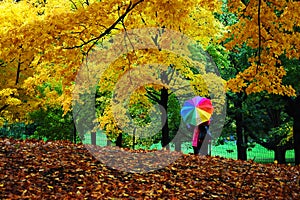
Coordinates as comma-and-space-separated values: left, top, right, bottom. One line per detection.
235, 94, 247, 160
294, 128, 300, 165
91, 132, 96, 145
293, 96, 300, 165
15, 60, 21, 85
0, 105, 9, 113
274, 146, 286, 164
73, 121, 77, 144
285, 95, 300, 165
247, 129, 292, 164
132, 128, 136, 150
160, 87, 170, 148
116, 133, 122, 147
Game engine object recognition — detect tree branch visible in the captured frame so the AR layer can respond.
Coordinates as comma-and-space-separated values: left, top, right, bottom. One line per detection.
69, 0, 78, 10
64, 0, 144, 49
15, 59, 21, 85
257, 0, 262, 70
0, 105, 9, 113
145, 88, 160, 103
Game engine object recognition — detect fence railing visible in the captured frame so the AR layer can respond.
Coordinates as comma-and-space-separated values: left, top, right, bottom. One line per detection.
2, 131, 295, 164
82, 133, 295, 164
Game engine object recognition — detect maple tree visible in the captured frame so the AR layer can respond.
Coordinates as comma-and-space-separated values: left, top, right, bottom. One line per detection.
0, 0, 73, 125
222, 0, 300, 163
0, 0, 227, 147
218, 48, 296, 163
283, 58, 300, 164
242, 56, 300, 164
3, 0, 299, 166
242, 93, 293, 164
225, 0, 298, 96
95, 46, 226, 148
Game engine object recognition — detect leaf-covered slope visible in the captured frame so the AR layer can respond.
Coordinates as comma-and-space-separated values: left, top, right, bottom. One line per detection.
1, 138, 299, 199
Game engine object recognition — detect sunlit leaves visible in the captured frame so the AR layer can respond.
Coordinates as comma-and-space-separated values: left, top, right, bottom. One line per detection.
0, 0, 226, 133
224, 0, 299, 96
0, 89, 22, 126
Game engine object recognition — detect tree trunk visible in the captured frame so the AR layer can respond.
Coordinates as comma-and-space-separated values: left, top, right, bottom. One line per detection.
293, 96, 300, 165
294, 122, 300, 165
274, 146, 286, 164
91, 132, 96, 145
235, 94, 247, 160
132, 128, 136, 150
116, 133, 122, 147
15, 60, 21, 85
285, 95, 300, 165
73, 121, 77, 144
247, 129, 293, 164
160, 87, 170, 148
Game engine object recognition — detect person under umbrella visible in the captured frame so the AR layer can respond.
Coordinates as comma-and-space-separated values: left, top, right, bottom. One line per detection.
180, 96, 214, 155
192, 120, 212, 155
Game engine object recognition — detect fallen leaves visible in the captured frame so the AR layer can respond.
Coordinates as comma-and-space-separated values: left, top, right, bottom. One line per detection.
0, 137, 300, 199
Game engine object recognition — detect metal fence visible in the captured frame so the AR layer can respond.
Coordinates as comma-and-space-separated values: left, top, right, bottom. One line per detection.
2, 130, 295, 164
81, 133, 295, 164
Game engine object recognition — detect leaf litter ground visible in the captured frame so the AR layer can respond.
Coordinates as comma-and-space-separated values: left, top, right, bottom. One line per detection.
1, 138, 300, 199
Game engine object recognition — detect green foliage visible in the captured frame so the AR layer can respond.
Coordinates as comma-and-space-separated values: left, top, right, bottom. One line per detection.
111, 92, 182, 149
281, 56, 300, 92
29, 107, 76, 141
214, 0, 238, 27
188, 43, 207, 63
0, 122, 33, 139
242, 93, 294, 150
206, 44, 230, 71
269, 122, 293, 146
167, 93, 181, 138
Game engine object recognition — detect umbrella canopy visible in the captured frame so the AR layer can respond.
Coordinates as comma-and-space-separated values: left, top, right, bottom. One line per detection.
180, 96, 214, 126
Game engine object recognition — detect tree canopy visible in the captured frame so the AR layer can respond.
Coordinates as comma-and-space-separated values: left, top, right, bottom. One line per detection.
0, 0, 224, 126
224, 0, 299, 96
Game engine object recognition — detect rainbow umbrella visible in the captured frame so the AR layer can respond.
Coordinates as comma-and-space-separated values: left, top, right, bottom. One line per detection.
180, 96, 214, 126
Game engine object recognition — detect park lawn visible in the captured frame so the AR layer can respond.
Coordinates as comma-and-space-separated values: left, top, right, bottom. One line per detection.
210, 141, 295, 164
1, 137, 300, 199
82, 133, 295, 164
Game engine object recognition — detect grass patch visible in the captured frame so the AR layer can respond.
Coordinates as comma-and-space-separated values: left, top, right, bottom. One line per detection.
82, 133, 295, 164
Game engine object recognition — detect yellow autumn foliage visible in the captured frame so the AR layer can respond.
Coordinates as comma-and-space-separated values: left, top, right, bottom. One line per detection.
0, 0, 225, 130
225, 0, 299, 96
